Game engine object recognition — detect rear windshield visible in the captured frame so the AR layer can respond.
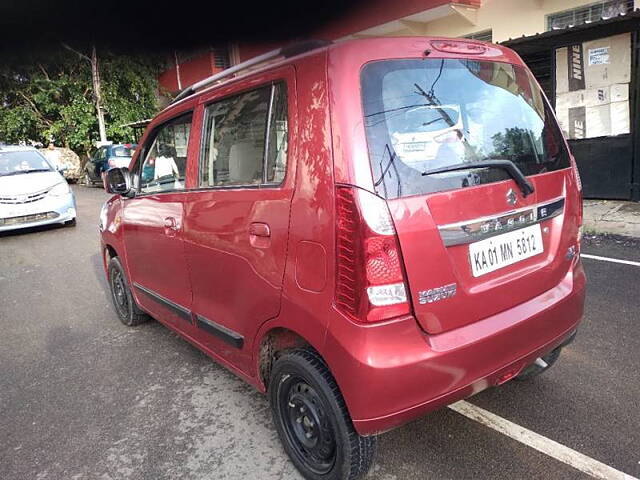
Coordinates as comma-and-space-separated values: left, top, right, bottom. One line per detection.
361, 59, 569, 199
112, 146, 135, 157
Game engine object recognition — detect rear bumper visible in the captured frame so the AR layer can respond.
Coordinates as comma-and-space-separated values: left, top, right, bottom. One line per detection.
324, 260, 586, 436
0, 192, 76, 232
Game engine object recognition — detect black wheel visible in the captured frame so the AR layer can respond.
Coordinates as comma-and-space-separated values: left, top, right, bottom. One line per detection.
107, 256, 149, 326
269, 349, 376, 480
515, 347, 562, 381
84, 171, 94, 187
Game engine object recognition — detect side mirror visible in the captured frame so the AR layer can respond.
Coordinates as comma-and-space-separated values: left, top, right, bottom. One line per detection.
55, 164, 67, 173
106, 167, 132, 196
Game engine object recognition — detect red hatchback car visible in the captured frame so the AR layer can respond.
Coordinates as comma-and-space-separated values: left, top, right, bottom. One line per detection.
100, 37, 585, 480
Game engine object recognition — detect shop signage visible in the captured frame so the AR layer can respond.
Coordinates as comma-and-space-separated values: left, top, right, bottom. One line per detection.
568, 44, 586, 91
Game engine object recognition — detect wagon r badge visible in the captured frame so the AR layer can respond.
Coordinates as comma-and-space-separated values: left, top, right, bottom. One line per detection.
418, 283, 457, 304
506, 188, 517, 206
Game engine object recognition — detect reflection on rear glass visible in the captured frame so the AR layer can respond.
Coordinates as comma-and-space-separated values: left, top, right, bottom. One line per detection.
361, 59, 569, 199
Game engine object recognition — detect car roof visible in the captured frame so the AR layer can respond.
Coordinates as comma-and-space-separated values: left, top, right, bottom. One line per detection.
162, 36, 522, 119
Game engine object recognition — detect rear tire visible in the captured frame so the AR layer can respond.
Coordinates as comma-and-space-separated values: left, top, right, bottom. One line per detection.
269, 349, 376, 480
515, 347, 562, 381
107, 256, 149, 326
84, 172, 94, 187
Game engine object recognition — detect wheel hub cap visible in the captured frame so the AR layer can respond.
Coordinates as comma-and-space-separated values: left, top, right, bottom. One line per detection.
280, 378, 336, 474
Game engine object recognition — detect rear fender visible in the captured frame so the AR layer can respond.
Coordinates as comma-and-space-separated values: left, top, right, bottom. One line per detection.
251, 316, 327, 393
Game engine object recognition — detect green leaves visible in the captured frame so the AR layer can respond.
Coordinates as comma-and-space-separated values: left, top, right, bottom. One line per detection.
0, 47, 163, 155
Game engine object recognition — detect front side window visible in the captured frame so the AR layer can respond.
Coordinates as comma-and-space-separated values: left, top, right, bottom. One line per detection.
200, 82, 288, 187
139, 113, 192, 194
361, 59, 570, 199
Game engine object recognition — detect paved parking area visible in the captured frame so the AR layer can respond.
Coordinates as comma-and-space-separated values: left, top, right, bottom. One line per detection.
1, 185, 639, 480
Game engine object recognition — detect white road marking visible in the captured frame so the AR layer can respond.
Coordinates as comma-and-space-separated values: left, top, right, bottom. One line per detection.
449, 401, 638, 480
581, 253, 640, 267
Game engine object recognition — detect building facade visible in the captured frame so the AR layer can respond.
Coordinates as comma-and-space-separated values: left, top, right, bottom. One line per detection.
157, 0, 640, 199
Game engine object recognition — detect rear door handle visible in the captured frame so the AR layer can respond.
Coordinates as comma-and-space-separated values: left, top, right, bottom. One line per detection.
249, 222, 271, 237
163, 216, 179, 231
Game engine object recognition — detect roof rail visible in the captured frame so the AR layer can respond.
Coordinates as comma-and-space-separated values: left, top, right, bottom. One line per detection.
169, 39, 331, 105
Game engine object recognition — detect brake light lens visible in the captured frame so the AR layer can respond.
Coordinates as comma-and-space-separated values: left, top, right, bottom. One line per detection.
569, 154, 583, 227
108, 158, 116, 168
335, 186, 410, 322
570, 154, 582, 193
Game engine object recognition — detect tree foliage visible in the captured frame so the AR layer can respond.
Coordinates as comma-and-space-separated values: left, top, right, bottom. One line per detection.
0, 47, 165, 156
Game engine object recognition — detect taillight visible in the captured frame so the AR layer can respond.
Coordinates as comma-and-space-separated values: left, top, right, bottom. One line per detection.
335, 186, 410, 323
569, 154, 583, 227
108, 158, 116, 168
567, 154, 583, 250
570, 155, 583, 193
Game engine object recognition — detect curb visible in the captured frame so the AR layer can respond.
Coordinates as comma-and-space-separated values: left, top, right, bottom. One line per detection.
583, 200, 640, 239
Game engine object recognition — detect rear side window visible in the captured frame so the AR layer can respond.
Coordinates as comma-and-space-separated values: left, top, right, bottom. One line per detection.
361, 59, 569, 199
94, 147, 107, 162
200, 82, 288, 187
138, 113, 192, 194
112, 146, 134, 157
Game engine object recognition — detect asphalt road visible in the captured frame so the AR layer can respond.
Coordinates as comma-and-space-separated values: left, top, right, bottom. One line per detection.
1, 185, 638, 480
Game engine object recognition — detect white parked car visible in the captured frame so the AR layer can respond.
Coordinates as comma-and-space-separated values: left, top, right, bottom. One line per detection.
0, 145, 77, 232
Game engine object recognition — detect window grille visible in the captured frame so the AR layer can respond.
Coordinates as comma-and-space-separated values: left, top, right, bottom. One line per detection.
547, 0, 633, 30
212, 47, 231, 69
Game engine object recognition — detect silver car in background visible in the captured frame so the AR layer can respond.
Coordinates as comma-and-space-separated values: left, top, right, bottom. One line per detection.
0, 145, 77, 232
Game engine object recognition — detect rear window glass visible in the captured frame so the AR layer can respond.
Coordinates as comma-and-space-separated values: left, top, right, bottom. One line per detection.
361, 59, 569, 199
112, 146, 134, 157
199, 82, 288, 187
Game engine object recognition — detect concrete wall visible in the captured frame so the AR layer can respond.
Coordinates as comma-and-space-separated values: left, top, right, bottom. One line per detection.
161, 0, 640, 91
362, 0, 640, 43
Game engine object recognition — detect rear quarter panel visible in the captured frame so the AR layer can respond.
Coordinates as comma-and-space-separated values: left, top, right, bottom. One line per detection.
251, 50, 337, 382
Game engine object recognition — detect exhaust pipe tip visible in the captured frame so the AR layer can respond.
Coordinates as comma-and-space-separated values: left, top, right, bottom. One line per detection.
534, 357, 549, 369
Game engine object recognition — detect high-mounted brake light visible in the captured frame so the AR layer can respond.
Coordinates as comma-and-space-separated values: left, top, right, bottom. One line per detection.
569, 154, 583, 228
335, 186, 410, 323
430, 40, 487, 55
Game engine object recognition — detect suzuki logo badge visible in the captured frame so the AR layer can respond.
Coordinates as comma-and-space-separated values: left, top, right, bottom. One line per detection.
506, 188, 517, 206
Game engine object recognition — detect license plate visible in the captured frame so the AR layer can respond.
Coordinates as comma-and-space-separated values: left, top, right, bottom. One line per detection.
404, 142, 426, 151
3, 204, 39, 219
469, 224, 544, 277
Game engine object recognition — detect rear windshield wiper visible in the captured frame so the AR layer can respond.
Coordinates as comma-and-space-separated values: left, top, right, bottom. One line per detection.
421, 159, 535, 197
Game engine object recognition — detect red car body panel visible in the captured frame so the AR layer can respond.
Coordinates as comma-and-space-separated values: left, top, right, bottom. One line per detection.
100, 37, 585, 437
325, 261, 584, 434
177, 67, 299, 373
122, 193, 191, 326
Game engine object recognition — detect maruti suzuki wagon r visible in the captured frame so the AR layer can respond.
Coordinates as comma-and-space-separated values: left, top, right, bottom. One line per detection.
100, 37, 585, 480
